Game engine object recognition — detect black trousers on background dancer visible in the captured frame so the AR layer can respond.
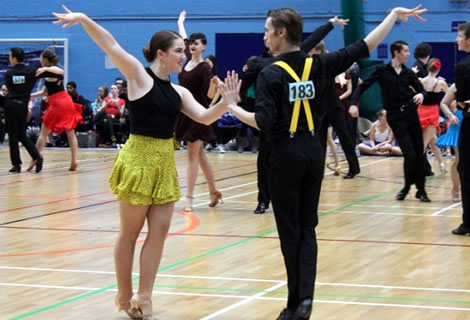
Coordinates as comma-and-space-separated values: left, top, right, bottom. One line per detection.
350, 40, 430, 202
4, 47, 43, 173
317, 100, 360, 178
4, 99, 41, 169
453, 22, 470, 235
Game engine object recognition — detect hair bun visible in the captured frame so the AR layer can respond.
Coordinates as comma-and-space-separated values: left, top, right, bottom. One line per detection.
142, 45, 153, 63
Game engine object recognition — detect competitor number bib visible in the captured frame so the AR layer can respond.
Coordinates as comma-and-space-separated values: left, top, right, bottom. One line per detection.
288, 80, 315, 102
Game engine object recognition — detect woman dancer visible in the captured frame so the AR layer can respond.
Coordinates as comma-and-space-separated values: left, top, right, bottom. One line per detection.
326, 127, 341, 175
418, 58, 449, 173
30, 49, 82, 171
52, 6, 239, 319
437, 84, 463, 201
175, 10, 222, 212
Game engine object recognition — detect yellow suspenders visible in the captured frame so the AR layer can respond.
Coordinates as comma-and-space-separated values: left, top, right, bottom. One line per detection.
273, 57, 315, 138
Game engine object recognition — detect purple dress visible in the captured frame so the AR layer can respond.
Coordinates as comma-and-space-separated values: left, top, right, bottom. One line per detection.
174, 59, 216, 142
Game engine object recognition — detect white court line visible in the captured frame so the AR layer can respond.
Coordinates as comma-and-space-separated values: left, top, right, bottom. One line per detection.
199, 281, 286, 320
321, 203, 462, 210
313, 299, 470, 312
2, 282, 470, 313
336, 210, 460, 218
432, 202, 462, 216
4, 266, 470, 294
179, 157, 392, 203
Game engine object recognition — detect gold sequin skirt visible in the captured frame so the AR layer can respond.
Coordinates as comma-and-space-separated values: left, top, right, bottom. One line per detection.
108, 134, 181, 205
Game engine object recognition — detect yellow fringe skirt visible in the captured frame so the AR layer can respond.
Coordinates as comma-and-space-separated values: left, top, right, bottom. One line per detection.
108, 134, 181, 205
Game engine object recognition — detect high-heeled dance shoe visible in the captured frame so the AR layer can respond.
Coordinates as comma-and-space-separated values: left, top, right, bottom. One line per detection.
439, 162, 447, 174
69, 162, 78, 171
334, 165, 341, 176
209, 191, 223, 207
130, 295, 157, 320
452, 190, 461, 202
26, 160, 36, 172
115, 296, 142, 319
183, 195, 193, 212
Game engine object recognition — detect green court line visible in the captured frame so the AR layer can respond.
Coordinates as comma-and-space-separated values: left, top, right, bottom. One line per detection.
8, 179, 444, 319
7, 229, 276, 320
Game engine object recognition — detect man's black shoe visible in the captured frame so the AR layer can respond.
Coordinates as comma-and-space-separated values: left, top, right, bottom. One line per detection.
395, 187, 410, 201
9, 165, 21, 173
343, 172, 356, 179
254, 202, 268, 214
424, 170, 434, 177
415, 190, 431, 202
452, 224, 470, 236
35, 155, 44, 173
295, 298, 312, 320
276, 308, 296, 320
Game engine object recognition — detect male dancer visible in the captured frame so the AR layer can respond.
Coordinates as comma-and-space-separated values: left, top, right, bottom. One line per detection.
452, 22, 470, 235
350, 40, 431, 202
3, 47, 43, 173
229, 6, 427, 319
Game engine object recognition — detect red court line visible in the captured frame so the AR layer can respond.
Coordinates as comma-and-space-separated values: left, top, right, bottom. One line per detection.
0, 210, 199, 258
0, 165, 114, 187
0, 191, 111, 214
1, 225, 469, 249
0, 157, 255, 188
0, 163, 255, 214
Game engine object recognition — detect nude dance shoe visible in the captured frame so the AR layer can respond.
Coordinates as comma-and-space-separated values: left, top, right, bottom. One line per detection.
209, 191, 223, 207
130, 295, 158, 320
69, 162, 78, 171
183, 195, 193, 212
115, 296, 142, 319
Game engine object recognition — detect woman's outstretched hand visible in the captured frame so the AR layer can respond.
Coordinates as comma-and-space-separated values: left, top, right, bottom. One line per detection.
393, 5, 427, 22
52, 5, 85, 28
220, 70, 242, 107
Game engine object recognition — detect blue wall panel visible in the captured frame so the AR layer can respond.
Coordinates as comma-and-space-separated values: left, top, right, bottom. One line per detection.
0, 1, 468, 99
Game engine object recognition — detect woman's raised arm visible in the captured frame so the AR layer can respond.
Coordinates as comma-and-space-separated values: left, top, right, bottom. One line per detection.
52, 5, 146, 81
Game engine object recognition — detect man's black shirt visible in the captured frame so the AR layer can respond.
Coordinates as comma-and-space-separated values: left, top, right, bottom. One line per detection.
350, 62, 426, 110
456, 52, 470, 103
413, 59, 428, 78
5, 63, 38, 103
254, 40, 370, 141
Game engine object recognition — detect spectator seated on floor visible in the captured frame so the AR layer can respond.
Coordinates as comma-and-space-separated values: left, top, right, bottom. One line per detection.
358, 109, 401, 156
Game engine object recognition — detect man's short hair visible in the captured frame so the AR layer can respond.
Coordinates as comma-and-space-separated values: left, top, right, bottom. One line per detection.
390, 40, 408, 58
414, 43, 432, 59
67, 81, 77, 89
458, 22, 470, 39
10, 47, 25, 62
266, 8, 303, 46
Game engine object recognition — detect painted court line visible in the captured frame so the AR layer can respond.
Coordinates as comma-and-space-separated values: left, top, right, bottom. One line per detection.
1, 157, 445, 319
337, 210, 460, 218
432, 202, 462, 216
4, 266, 470, 294
199, 281, 287, 320
3, 282, 470, 313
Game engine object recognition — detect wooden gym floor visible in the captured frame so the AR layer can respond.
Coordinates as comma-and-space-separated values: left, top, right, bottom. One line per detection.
1, 145, 470, 320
